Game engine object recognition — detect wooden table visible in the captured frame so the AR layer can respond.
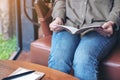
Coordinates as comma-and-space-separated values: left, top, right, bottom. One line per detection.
0, 60, 78, 80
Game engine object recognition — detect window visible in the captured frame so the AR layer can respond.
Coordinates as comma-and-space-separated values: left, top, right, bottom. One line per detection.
0, 0, 21, 60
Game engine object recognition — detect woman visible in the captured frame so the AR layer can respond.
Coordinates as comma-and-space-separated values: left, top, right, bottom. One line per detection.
48, 0, 120, 80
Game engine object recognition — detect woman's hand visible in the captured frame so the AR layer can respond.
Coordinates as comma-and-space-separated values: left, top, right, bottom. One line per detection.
49, 17, 64, 32
96, 21, 115, 37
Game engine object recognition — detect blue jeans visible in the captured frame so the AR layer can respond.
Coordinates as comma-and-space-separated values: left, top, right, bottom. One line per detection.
48, 31, 117, 80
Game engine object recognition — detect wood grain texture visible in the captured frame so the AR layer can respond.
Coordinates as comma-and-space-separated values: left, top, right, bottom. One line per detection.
0, 60, 79, 80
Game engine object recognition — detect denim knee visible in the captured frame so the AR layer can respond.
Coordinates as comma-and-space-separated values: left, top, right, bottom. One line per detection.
48, 31, 80, 73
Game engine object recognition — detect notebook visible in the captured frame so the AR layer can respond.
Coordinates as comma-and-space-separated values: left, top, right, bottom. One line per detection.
7, 67, 45, 80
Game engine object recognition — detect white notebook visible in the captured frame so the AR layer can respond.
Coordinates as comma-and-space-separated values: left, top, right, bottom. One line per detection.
8, 67, 45, 80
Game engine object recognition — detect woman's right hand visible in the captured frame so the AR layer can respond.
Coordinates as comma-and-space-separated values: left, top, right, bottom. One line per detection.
49, 17, 64, 32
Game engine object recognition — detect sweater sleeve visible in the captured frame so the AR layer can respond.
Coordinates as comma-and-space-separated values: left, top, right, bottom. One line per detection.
107, 0, 120, 30
52, 0, 66, 22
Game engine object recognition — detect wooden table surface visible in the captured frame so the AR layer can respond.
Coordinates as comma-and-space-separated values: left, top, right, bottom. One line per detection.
0, 60, 78, 80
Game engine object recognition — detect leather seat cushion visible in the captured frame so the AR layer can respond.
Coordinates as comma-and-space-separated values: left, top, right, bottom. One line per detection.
100, 49, 120, 80
30, 35, 51, 66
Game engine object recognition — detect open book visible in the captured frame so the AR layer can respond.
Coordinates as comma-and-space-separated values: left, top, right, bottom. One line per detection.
57, 22, 104, 34
3, 67, 45, 80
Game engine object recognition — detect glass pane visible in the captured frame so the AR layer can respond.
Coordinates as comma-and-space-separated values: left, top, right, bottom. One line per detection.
0, 0, 18, 60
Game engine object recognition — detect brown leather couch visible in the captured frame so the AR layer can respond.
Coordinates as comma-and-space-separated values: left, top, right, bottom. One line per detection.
30, 0, 120, 80
30, 0, 52, 66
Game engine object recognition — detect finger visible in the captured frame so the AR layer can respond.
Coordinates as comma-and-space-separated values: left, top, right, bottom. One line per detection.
96, 28, 109, 37
103, 26, 113, 36
100, 22, 114, 37
49, 20, 63, 32
51, 26, 63, 32
54, 27, 64, 32
99, 31, 108, 37
102, 23, 113, 34
50, 25, 57, 31
49, 23, 59, 31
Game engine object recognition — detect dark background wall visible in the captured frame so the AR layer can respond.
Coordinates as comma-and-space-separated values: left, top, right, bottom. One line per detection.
21, 0, 37, 51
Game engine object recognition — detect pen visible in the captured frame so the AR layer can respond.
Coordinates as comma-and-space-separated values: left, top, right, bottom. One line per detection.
2, 70, 35, 80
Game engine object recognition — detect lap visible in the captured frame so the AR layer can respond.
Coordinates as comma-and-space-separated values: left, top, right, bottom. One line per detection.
74, 31, 117, 62
50, 31, 80, 59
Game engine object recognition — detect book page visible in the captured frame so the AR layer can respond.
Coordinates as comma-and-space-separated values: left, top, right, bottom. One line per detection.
57, 25, 79, 34
9, 67, 45, 80
57, 23, 103, 34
